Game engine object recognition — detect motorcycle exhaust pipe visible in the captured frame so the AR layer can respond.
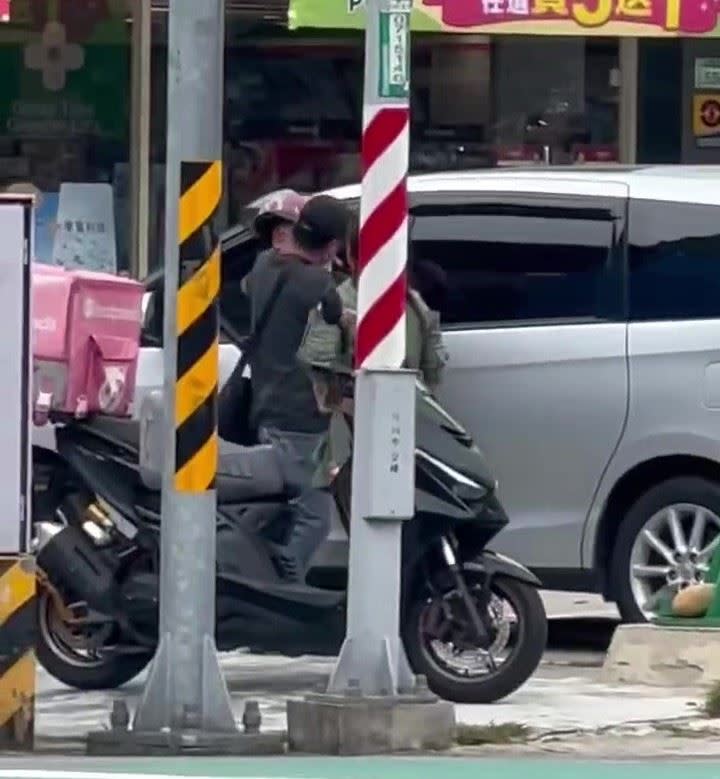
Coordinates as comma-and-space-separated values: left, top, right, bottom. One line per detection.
34, 522, 119, 615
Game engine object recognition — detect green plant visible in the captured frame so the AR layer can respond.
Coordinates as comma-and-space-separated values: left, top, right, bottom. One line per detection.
704, 680, 720, 718
455, 721, 531, 746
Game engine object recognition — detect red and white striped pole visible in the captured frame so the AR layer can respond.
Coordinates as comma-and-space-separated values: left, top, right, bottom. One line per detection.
328, 0, 417, 698
355, 103, 409, 369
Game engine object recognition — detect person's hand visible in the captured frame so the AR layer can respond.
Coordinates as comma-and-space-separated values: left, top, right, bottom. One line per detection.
311, 376, 331, 413
340, 309, 356, 331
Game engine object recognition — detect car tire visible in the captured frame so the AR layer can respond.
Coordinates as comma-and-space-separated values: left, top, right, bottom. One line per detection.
610, 476, 720, 624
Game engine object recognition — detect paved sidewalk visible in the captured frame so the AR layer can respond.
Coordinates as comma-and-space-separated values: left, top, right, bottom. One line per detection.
34, 652, 703, 748
36, 591, 621, 741
35, 594, 712, 760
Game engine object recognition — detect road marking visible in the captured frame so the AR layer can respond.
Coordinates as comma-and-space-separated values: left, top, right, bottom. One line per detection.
0, 772, 308, 779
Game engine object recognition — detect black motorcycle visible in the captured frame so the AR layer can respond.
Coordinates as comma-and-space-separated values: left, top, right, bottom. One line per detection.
32, 377, 547, 704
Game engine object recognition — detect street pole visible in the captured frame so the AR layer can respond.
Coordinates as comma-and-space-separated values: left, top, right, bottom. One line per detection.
327, 0, 417, 697
288, 0, 454, 749
133, 0, 235, 734
129, 0, 151, 280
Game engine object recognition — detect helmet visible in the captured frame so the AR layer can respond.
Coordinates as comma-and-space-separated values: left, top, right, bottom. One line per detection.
252, 189, 308, 244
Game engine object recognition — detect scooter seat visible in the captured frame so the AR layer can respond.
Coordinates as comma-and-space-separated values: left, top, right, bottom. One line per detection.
215, 444, 285, 503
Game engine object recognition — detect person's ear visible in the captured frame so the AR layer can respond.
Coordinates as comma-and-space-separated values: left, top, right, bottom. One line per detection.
325, 239, 341, 264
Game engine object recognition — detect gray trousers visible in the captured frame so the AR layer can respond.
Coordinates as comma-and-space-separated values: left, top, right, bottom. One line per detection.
259, 427, 333, 579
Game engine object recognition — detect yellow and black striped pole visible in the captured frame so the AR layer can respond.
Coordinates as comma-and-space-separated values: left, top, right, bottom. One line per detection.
131, 1, 237, 735
0, 556, 35, 748
175, 160, 222, 493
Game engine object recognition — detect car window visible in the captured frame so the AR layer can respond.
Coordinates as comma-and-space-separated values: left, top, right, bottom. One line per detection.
219, 235, 260, 340
629, 200, 720, 322
139, 267, 163, 347
409, 199, 620, 328
140, 233, 260, 348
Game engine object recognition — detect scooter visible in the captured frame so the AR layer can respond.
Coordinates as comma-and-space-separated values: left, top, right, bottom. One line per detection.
32, 374, 547, 704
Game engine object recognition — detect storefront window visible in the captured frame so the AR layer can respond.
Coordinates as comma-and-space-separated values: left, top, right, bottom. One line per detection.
146, 13, 622, 271
492, 37, 619, 164
0, 0, 131, 272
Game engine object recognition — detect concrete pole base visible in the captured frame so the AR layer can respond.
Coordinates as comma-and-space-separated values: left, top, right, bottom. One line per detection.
86, 728, 285, 757
602, 624, 720, 686
86, 697, 285, 756
287, 692, 455, 755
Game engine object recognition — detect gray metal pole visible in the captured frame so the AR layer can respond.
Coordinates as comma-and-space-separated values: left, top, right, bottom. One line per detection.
129, 0, 151, 280
327, 0, 417, 697
133, 0, 235, 734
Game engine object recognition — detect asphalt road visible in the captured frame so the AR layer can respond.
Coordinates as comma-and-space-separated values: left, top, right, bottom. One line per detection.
0, 757, 719, 779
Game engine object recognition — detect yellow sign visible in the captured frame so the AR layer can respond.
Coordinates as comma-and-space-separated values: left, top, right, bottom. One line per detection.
693, 94, 720, 146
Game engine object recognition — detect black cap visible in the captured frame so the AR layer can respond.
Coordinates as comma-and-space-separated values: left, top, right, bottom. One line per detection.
295, 195, 349, 247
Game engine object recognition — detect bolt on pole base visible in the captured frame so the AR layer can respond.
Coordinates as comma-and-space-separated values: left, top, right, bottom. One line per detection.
132, 633, 235, 734
86, 637, 285, 756
87, 727, 285, 758
87, 728, 285, 758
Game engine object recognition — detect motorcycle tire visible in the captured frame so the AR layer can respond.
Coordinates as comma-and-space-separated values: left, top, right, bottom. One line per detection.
36, 589, 152, 691
403, 572, 547, 704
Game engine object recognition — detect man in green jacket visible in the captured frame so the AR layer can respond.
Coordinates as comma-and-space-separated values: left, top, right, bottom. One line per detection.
301, 211, 448, 487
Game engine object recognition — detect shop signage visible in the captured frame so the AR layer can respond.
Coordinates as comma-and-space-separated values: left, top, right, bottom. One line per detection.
695, 58, 720, 88
291, 0, 720, 35
0, 2, 129, 140
693, 93, 720, 147
379, 10, 410, 98
51, 182, 117, 272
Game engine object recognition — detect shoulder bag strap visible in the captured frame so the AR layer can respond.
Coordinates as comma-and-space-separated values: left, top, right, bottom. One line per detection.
232, 268, 289, 375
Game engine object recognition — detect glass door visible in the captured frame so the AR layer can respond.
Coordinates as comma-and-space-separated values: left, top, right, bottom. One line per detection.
491, 36, 620, 165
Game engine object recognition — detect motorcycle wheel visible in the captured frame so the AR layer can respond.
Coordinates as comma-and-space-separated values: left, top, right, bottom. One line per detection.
36, 587, 152, 691
403, 571, 547, 704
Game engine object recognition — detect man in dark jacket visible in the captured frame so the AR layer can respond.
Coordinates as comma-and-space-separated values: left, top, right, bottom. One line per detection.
243, 194, 350, 581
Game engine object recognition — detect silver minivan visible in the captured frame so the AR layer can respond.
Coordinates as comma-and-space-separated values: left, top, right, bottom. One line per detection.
40, 165, 720, 623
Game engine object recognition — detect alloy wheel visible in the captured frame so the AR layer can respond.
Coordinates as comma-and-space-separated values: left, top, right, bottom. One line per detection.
629, 503, 720, 620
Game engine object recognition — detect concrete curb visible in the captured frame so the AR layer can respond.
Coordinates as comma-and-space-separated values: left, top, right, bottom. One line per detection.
602, 624, 720, 686
287, 695, 455, 755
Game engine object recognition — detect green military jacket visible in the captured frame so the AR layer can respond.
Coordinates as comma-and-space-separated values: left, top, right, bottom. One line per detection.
302, 278, 447, 485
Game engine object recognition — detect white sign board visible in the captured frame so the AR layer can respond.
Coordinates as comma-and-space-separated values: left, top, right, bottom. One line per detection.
51, 182, 117, 273
364, 370, 415, 519
695, 58, 720, 89
0, 196, 32, 553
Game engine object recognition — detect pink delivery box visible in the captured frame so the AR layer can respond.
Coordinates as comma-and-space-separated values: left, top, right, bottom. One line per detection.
31, 264, 144, 425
